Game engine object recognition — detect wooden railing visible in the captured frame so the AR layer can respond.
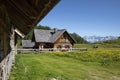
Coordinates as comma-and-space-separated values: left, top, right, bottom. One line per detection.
17, 48, 87, 53
0, 48, 17, 80
0, 52, 13, 80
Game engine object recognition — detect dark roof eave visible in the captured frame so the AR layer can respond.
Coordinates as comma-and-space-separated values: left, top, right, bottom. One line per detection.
36, 41, 53, 43
32, 0, 60, 26
3, 0, 60, 35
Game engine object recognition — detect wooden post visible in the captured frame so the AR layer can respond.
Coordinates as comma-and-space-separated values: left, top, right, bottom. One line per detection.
0, 26, 16, 80
10, 26, 15, 65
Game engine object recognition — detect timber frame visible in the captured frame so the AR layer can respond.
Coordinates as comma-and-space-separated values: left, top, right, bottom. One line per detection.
0, 0, 60, 80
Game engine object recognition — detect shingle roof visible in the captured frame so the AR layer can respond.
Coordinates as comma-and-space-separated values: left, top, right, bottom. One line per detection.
34, 29, 67, 43
49, 30, 65, 43
22, 40, 35, 48
34, 29, 53, 42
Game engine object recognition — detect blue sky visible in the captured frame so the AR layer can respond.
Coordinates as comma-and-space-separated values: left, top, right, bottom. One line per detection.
39, 0, 120, 37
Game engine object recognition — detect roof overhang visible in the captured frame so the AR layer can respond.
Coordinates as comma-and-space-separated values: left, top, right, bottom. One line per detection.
1, 0, 60, 35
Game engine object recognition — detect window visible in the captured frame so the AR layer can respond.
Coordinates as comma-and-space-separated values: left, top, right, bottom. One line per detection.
62, 38, 66, 42
60, 37, 69, 43
65, 38, 69, 42
65, 45, 70, 48
57, 45, 62, 48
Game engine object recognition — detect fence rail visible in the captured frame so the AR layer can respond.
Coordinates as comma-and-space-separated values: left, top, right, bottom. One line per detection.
0, 47, 17, 80
0, 51, 15, 80
17, 48, 87, 53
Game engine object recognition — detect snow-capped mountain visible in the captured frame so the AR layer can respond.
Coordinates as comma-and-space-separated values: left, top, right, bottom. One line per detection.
83, 36, 118, 43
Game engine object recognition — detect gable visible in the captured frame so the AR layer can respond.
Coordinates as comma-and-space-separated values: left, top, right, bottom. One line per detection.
49, 30, 65, 43
55, 31, 76, 44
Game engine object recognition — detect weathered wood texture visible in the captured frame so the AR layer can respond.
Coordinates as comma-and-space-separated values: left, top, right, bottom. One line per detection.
0, 27, 17, 80
3, 0, 60, 35
54, 32, 74, 48
0, 51, 15, 80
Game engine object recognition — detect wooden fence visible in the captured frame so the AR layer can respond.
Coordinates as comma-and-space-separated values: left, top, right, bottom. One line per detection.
17, 48, 87, 53
0, 46, 17, 80
0, 51, 15, 80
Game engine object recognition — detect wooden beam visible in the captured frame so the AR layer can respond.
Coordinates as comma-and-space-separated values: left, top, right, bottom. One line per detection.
0, 19, 9, 32
5, 0, 36, 23
5, 1, 35, 34
3, 0, 60, 35
0, 0, 5, 5
3, 31, 8, 56
10, 0, 38, 20
33, 0, 53, 25
14, 28, 25, 38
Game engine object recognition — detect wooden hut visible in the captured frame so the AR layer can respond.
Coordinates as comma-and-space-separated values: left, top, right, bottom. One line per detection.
0, 0, 60, 80
32, 29, 76, 51
22, 40, 35, 49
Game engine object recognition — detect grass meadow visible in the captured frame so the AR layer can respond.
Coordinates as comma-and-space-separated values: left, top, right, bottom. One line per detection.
9, 44, 120, 80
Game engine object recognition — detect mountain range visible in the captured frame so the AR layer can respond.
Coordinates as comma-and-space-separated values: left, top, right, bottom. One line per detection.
83, 36, 118, 43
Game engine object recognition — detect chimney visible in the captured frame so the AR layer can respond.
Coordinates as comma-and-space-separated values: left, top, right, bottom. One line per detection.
53, 28, 58, 33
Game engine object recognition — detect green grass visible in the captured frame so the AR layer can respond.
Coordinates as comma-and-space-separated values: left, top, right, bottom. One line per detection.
9, 52, 120, 80
9, 43, 120, 80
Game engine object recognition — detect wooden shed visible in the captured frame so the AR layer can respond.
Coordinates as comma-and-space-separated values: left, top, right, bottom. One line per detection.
22, 40, 35, 49
0, 0, 60, 79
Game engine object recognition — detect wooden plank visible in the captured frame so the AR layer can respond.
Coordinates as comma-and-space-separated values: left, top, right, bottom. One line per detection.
0, 0, 5, 5
0, 19, 9, 33
5, 1, 34, 34
10, 0, 38, 19
0, 5, 10, 32
3, 0, 60, 35
4, 0, 39, 34
32, 0, 60, 26
3, 32, 8, 57
5, 0, 33, 23
0, 52, 15, 80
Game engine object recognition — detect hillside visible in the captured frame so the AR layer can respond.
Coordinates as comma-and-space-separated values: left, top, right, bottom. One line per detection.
70, 33, 88, 43
103, 38, 120, 44
100, 38, 120, 48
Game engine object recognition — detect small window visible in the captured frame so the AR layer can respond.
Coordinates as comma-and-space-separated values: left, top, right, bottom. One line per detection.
65, 45, 70, 48
65, 38, 69, 42
57, 45, 62, 48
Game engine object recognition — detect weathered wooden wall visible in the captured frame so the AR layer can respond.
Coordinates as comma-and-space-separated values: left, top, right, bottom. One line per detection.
54, 33, 73, 49
0, 27, 17, 80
